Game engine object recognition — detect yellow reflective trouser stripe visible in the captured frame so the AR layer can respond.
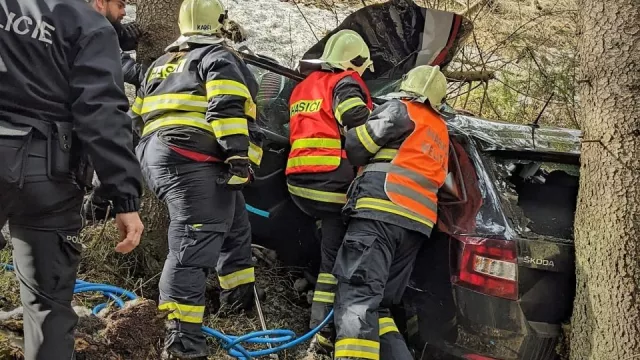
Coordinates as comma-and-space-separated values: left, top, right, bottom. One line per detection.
140, 93, 207, 114
286, 156, 341, 170
210, 117, 249, 138
317, 272, 338, 285
355, 197, 434, 228
142, 112, 212, 136
218, 267, 255, 290
407, 315, 419, 336
287, 183, 347, 204
249, 141, 263, 165
355, 125, 380, 154
335, 97, 367, 125
132, 96, 143, 115
312, 290, 335, 304
291, 138, 342, 151
158, 302, 204, 323
335, 338, 380, 360
372, 148, 397, 161
378, 317, 399, 336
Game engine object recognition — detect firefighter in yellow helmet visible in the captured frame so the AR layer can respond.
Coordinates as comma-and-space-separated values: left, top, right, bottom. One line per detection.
287, 29, 374, 354
332, 65, 450, 360
129, 0, 264, 358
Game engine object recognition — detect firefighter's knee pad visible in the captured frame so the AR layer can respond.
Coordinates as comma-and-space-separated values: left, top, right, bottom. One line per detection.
170, 223, 227, 269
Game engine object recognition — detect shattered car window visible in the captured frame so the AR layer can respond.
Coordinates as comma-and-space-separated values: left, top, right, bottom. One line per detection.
486, 156, 579, 240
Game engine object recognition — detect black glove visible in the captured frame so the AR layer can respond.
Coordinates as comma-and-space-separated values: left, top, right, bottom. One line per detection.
216, 156, 253, 191
118, 22, 143, 51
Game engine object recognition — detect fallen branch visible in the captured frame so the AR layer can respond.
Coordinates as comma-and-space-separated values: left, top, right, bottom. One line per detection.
443, 70, 495, 82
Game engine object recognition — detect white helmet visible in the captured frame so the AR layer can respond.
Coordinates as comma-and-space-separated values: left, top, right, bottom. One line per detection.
318, 30, 374, 75
399, 65, 448, 107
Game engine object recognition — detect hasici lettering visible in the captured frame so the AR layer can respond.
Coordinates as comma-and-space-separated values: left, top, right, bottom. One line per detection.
290, 99, 323, 117
1, 10, 55, 45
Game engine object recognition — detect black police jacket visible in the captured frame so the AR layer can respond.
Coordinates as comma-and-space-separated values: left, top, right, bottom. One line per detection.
0, 0, 143, 213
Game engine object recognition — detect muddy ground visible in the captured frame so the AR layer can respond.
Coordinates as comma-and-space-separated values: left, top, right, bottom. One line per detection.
0, 244, 328, 360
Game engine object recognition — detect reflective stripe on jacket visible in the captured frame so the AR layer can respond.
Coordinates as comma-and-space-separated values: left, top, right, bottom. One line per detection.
286, 70, 372, 175
129, 43, 264, 166
343, 96, 449, 236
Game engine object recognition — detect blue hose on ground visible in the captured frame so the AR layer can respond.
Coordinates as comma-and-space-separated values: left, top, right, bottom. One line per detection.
1, 263, 332, 359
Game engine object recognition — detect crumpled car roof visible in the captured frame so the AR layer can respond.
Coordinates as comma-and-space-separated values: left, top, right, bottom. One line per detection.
446, 114, 582, 155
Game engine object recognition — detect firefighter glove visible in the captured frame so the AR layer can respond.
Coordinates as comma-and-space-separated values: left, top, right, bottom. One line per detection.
119, 22, 143, 51
217, 156, 253, 190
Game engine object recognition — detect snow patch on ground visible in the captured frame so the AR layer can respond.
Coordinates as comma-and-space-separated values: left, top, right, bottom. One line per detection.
124, 0, 356, 67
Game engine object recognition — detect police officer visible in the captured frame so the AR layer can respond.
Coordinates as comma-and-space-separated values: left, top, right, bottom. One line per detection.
333, 65, 450, 360
0, 1, 145, 359
129, 0, 263, 358
286, 29, 374, 354
88, 0, 146, 87
83, 0, 148, 223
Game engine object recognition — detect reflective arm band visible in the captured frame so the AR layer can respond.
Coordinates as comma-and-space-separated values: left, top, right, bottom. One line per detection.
211, 117, 249, 138
312, 291, 335, 304
335, 97, 367, 125
249, 142, 263, 165
206, 79, 252, 100
355, 125, 381, 154
372, 148, 398, 161
131, 96, 143, 115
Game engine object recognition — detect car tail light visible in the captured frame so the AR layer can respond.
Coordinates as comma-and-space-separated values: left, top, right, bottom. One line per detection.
452, 236, 518, 300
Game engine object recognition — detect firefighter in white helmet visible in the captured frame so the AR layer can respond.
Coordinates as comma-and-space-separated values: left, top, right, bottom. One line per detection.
129, 0, 264, 358
332, 65, 450, 360
287, 29, 374, 354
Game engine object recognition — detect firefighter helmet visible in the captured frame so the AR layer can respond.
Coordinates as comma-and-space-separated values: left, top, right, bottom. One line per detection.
319, 30, 374, 75
400, 65, 448, 107
178, 0, 227, 36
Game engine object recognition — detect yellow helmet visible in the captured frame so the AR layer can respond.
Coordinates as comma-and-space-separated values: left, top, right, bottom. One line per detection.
399, 65, 448, 107
178, 0, 227, 36
319, 30, 374, 75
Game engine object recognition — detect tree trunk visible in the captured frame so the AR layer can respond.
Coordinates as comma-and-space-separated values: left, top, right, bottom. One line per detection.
136, 0, 182, 66
569, 0, 640, 358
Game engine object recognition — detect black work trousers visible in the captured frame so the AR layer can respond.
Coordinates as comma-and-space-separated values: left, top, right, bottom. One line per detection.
0, 134, 84, 360
291, 195, 347, 337
332, 218, 424, 360
136, 134, 255, 357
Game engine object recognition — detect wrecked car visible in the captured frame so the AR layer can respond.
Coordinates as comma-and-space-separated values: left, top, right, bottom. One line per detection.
238, 1, 578, 359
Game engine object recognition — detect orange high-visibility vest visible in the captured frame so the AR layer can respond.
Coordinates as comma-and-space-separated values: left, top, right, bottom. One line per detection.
384, 101, 449, 227
286, 70, 372, 176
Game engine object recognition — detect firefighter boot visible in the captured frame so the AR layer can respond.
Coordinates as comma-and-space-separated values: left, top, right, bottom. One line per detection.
218, 283, 265, 316
307, 327, 335, 355
162, 320, 209, 360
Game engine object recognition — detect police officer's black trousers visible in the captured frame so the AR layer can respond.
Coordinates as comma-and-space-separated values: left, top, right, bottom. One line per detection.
137, 134, 255, 357
0, 136, 83, 360
290, 195, 346, 339
332, 218, 424, 360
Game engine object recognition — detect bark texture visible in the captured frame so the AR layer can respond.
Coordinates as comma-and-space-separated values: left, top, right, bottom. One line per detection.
136, 0, 182, 66
570, 0, 640, 359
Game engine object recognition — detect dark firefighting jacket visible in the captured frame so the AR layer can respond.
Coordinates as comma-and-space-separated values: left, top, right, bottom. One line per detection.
130, 40, 264, 166
0, 0, 142, 213
286, 70, 372, 206
343, 94, 450, 236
